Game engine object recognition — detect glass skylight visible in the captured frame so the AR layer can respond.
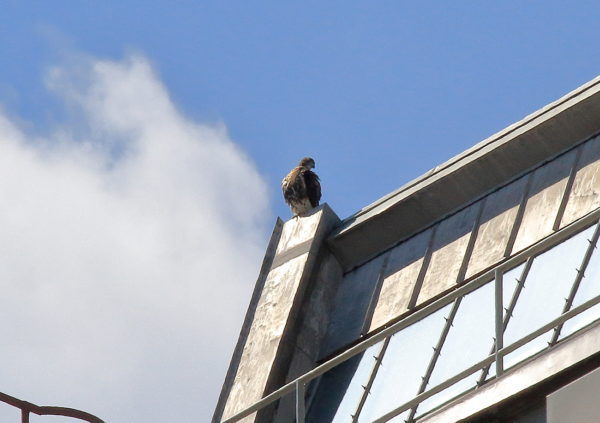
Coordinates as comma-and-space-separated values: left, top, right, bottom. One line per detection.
503, 225, 594, 369
314, 222, 600, 423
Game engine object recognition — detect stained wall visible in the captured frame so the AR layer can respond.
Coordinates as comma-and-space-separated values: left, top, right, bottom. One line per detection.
323, 133, 600, 355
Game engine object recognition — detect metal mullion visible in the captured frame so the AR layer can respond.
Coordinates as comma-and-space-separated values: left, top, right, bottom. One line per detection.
407, 297, 463, 422
362, 254, 392, 335
408, 226, 438, 309
456, 199, 486, 284
296, 380, 305, 423
478, 257, 534, 385
494, 269, 504, 376
350, 337, 391, 423
550, 221, 600, 344
504, 173, 534, 257
553, 147, 583, 231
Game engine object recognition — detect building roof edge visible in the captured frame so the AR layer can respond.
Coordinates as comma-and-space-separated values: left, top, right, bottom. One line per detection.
328, 75, 600, 271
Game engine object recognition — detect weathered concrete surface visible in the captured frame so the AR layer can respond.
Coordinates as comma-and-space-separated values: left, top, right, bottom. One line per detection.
222, 253, 308, 423
465, 177, 527, 279
369, 228, 432, 331
512, 149, 576, 253
212, 219, 284, 423
360, 140, 600, 336
561, 134, 600, 227
293, 252, 344, 360
272, 251, 343, 423
276, 211, 323, 255
218, 205, 340, 423
417, 203, 480, 305
321, 254, 387, 357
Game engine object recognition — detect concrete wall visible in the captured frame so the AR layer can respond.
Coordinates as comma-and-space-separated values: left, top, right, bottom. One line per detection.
321, 133, 600, 352
214, 205, 341, 423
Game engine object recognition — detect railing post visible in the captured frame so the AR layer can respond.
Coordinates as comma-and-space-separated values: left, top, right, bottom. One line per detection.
296, 380, 305, 423
21, 410, 29, 423
495, 268, 504, 376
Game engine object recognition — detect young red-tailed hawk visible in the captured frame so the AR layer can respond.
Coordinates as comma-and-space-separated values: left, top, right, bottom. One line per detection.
282, 157, 321, 217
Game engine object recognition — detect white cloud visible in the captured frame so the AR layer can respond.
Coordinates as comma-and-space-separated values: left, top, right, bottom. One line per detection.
0, 55, 270, 422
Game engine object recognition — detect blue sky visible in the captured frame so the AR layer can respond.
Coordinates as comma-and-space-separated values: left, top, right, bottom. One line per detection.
1, 2, 600, 422
3, 1, 599, 219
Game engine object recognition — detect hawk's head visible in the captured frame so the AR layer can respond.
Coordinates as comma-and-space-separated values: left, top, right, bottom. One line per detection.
299, 157, 315, 169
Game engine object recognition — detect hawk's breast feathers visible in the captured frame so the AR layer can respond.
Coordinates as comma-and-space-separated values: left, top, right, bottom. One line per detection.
282, 157, 321, 216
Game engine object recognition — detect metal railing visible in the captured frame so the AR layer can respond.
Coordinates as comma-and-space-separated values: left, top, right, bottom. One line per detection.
0, 391, 105, 423
222, 208, 600, 423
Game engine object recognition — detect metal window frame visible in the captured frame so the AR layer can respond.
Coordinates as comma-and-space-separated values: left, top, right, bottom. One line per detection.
221, 209, 600, 423
350, 338, 390, 423
406, 297, 463, 422
550, 222, 600, 345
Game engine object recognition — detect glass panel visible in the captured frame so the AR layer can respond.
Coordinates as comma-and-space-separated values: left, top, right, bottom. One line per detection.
330, 341, 386, 423
357, 304, 452, 422
417, 280, 495, 415
560, 224, 600, 339
503, 226, 594, 368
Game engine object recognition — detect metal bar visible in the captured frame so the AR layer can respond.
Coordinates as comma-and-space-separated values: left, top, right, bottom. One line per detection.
21, 410, 29, 423
478, 257, 533, 384
504, 173, 533, 257
503, 257, 534, 332
551, 221, 600, 344
295, 380, 305, 423
351, 337, 390, 423
222, 208, 600, 423
373, 354, 497, 423
407, 298, 462, 422
494, 268, 504, 376
408, 226, 437, 309
456, 199, 486, 284
372, 292, 600, 423
553, 147, 583, 231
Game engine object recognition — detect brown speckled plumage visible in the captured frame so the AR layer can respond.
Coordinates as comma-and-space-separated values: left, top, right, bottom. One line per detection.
282, 157, 321, 216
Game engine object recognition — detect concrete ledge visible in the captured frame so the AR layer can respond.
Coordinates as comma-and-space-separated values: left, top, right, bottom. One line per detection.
328, 76, 600, 271
212, 218, 284, 423
214, 204, 340, 423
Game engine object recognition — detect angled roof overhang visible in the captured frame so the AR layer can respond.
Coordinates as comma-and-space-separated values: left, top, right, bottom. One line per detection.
328, 76, 600, 272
